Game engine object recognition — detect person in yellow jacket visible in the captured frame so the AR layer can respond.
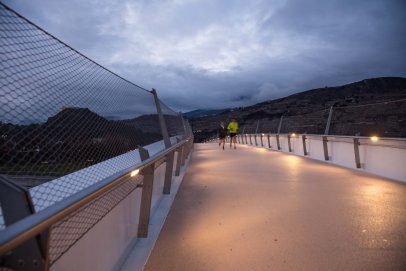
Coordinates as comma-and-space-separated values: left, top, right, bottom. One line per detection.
227, 119, 239, 149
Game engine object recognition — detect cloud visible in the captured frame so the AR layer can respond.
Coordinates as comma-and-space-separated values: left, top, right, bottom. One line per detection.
2, 0, 406, 113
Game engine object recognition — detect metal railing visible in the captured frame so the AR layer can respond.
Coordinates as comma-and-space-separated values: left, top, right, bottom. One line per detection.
235, 133, 406, 182
0, 3, 194, 270
0, 137, 193, 270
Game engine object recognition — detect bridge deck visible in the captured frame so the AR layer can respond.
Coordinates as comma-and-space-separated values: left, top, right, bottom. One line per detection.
144, 143, 406, 270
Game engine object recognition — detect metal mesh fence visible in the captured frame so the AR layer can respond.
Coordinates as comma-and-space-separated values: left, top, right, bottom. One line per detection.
160, 100, 185, 137
0, 203, 4, 230
48, 173, 143, 266
239, 109, 329, 135
240, 118, 280, 134
235, 99, 405, 137
0, 4, 179, 189
0, 4, 191, 269
280, 108, 330, 134
330, 99, 406, 137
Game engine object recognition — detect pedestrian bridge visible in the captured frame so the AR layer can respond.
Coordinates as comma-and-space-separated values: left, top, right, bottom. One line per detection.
125, 142, 406, 271
1, 137, 406, 271
1, 4, 406, 270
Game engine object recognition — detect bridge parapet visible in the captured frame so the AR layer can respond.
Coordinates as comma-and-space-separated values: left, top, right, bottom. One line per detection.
233, 133, 406, 183
0, 3, 194, 270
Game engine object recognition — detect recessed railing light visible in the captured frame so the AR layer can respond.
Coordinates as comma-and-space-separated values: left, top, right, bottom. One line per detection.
131, 169, 140, 177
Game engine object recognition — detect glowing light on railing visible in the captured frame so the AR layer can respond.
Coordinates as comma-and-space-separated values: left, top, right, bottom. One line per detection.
370, 136, 379, 142
291, 133, 296, 137
130, 169, 140, 177
261, 133, 264, 136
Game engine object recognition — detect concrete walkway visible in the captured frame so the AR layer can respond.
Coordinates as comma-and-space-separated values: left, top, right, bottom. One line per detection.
144, 143, 406, 271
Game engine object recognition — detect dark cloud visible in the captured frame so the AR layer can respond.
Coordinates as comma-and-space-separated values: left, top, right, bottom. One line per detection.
2, 0, 406, 113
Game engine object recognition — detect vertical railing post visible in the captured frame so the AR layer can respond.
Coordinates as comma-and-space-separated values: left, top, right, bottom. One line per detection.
245, 134, 248, 144
0, 177, 49, 271
288, 135, 292, 152
267, 134, 271, 148
322, 136, 329, 161
249, 134, 252, 145
353, 138, 361, 168
179, 112, 187, 137
151, 89, 171, 148
175, 138, 183, 176
324, 106, 333, 135
277, 116, 283, 134
276, 134, 281, 150
260, 134, 264, 147
276, 116, 283, 150
151, 89, 174, 195
138, 147, 155, 238
302, 135, 308, 156
255, 120, 260, 134
180, 141, 188, 166
254, 134, 258, 146
163, 151, 175, 195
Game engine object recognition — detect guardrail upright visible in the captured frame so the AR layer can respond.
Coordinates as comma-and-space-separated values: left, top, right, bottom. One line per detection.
276, 116, 283, 150
267, 134, 271, 148
0, 178, 49, 271
302, 135, 308, 156
287, 134, 292, 152
175, 138, 183, 176
137, 147, 155, 238
151, 89, 174, 195
276, 135, 281, 150
353, 138, 361, 168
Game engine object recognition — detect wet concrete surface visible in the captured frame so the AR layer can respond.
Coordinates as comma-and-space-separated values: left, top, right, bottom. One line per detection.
144, 143, 406, 271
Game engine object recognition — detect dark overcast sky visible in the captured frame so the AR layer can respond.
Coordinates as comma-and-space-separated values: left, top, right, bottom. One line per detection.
2, 0, 406, 112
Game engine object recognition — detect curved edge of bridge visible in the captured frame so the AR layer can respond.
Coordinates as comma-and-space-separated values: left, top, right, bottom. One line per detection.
141, 143, 406, 271
118, 148, 193, 271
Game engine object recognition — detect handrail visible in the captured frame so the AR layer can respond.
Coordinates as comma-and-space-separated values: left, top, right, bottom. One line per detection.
241, 133, 406, 142
240, 133, 406, 149
0, 137, 191, 255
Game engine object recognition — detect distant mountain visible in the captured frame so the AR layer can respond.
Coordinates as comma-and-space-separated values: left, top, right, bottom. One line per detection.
0, 107, 163, 176
124, 114, 185, 136
191, 77, 406, 142
184, 109, 228, 119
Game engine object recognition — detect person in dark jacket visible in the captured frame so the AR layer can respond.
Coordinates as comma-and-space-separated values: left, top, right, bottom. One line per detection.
218, 121, 227, 150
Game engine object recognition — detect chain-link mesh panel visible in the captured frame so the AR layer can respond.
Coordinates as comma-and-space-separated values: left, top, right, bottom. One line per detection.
48, 173, 143, 266
238, 100, 406, 137
330, 100, 406, 137
29, 149, 143, 211
0, 4, 164, 188
0, 204, 4, 230
159, 100, 185, 137
239, 109, 329, 135
280, 108, 330, 134
240, 118, 281, 134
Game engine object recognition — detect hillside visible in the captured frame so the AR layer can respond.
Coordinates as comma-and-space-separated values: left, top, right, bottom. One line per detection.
184, 109, 228, 119
0, 108, 162, 177
191, 77, 406, 142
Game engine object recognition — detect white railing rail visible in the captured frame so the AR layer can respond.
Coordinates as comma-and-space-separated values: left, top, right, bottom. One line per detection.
0, 135, 193, 271
234, 133, 406, 183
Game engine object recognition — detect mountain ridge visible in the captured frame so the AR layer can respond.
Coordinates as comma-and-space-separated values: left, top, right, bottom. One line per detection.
190, 77, 406, 142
